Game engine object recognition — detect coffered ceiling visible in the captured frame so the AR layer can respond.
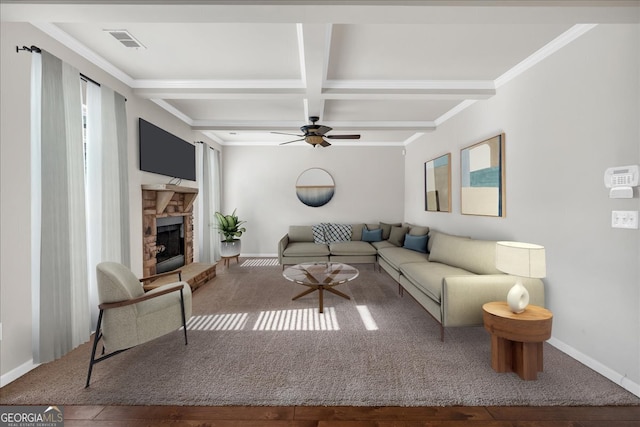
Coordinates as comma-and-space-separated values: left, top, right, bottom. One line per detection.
2, 1, 638, 146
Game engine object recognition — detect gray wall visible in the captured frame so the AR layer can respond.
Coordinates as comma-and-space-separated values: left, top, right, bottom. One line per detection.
221, 145, 405, 256
404, 24, 640, 393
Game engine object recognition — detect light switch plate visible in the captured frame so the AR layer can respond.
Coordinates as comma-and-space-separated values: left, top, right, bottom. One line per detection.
612, 211, 639, 229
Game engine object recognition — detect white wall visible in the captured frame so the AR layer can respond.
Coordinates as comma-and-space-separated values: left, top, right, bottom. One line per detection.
404, 24, 640, 394
0, 22, 217, 382
221, 145, 405, 255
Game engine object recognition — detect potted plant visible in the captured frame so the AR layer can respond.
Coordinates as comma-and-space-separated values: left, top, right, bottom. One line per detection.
214, 209, 246, 257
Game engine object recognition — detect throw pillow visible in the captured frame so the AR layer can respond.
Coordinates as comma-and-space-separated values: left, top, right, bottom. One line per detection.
379, 222, 402, 240
324, 223, 352, 243
312, 224, 327, 244
403, 233, 429, 253
388, 226, 409, 247
361, 227, 383, 242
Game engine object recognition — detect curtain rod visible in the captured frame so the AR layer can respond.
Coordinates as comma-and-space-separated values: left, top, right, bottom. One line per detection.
17, 44, 101, 87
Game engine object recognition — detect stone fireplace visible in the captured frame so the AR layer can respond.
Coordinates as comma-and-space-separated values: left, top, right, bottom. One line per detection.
142, 184, 198, 278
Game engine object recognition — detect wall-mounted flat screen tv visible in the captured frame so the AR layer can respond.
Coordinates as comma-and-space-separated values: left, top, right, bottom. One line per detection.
139, 118, 196, 181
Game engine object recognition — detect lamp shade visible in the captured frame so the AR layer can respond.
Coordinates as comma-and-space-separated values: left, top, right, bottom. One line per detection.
495, 241, 546, 278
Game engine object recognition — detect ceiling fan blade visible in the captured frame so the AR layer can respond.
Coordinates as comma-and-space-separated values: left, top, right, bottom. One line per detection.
320, 140, 332, 147
315, 125, 332, 135
279, 138, 305, 145
326, 134, 361, 139
271, 131, 304, 137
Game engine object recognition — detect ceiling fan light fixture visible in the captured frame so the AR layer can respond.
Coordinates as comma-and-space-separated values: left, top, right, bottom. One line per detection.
306, 135, 325, 145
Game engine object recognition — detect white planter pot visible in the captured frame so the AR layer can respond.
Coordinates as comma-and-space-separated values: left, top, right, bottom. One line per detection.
220, 239, 241, 257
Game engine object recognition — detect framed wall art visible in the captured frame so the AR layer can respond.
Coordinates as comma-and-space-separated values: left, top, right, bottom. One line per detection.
424, 153, 451, 212
460, 133, 505, 217
295, 168, 335, 207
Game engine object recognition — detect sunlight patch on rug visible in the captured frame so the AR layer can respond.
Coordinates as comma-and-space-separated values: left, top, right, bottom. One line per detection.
186, 313, 248, 331
241, 258, 280, 267
186, 307, 340, 331
253, 307, 340, 331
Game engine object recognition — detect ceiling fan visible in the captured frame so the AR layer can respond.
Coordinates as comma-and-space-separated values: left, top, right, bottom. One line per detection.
272, 116, 361, 147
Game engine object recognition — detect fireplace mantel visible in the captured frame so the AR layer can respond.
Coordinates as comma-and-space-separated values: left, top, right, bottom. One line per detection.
142, 184, 198, 214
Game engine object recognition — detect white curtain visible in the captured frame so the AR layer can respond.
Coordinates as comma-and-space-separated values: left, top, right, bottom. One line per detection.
197, 143, 221, 263
30, 50, 90, 363
86, 83, 130, 329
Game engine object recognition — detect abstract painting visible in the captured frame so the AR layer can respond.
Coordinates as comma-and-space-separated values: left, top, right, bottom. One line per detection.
460, 133, 505, 217
296, 168, 335, 207
424, 153, 451, 212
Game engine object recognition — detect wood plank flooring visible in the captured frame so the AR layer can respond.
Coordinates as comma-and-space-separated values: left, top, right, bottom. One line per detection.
62, 405, 640, 426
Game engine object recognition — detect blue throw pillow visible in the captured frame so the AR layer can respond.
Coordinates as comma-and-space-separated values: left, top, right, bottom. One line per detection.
361, 227, 383, 242
403, 233, 428, 253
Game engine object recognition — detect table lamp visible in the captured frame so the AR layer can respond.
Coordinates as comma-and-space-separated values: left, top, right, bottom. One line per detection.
495, 241, 546, 313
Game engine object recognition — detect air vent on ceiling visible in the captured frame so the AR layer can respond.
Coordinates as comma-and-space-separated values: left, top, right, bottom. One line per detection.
104, 29, 146, 49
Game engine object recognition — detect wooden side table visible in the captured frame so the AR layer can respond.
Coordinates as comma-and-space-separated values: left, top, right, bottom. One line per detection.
482, 301, 553, 380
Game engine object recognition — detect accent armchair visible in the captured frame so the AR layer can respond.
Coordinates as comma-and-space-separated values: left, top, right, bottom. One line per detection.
85, 262, 192, 387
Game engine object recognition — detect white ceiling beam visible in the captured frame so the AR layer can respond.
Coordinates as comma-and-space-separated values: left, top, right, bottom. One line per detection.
192, 120, 436, 132
299, 23, 330, 121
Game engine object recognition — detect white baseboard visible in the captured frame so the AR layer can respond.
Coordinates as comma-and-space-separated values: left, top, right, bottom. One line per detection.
0, 359, 39, 387
548, 336, 640, 398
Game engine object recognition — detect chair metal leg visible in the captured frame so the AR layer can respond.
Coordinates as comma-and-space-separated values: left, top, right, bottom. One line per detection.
180, 288, 188, 345
85, 310, 104, 388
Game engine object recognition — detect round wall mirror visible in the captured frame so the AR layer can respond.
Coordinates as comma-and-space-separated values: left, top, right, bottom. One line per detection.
295, 168, 335, 207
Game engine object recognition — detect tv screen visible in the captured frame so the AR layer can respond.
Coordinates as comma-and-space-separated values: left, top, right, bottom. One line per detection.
139, 118, 196, 181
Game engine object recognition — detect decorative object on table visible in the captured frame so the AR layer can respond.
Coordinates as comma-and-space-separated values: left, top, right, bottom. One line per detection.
495, 241, 546, 313
461, 133, 505, 217
214, 209, 246, 257
424, 153, 451, 212
295, 167, 335, 207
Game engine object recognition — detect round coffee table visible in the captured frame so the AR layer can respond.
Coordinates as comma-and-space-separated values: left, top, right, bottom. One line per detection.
482, 301, 553, 380
283, 262, 359, 313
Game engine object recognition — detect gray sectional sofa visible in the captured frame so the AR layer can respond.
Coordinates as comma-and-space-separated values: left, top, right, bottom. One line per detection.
278, 222, 545, 340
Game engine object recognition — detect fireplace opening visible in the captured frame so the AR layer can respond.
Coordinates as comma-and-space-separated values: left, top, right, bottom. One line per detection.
156, 216, 185, 274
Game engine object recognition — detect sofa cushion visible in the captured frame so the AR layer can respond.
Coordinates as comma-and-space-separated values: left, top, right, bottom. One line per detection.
428, 232, 501, 275
283, 242, 330, 257
329, 241, 377, 256
403, 233, 428, 253
404, 223, 430, 236
379, 222, 401, 240
377, 246, 428, 269
371, 240, 395, 250
351, 223, 365, 241
288, 226, 314, 242
388, 226, 409, 246
362, 227, 383, 242
400, 262, 473, 303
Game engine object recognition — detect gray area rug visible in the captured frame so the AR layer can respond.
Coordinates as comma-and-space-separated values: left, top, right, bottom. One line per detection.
2, 259, 639, 407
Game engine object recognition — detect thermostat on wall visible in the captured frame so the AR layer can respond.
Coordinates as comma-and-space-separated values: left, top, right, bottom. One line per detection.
604, 165, 639, 198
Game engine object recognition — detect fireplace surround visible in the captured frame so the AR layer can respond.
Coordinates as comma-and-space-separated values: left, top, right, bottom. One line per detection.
142, 184, 198, 278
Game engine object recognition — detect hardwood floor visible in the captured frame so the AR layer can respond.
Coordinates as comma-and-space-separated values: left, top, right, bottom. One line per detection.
63, 405, 640, 426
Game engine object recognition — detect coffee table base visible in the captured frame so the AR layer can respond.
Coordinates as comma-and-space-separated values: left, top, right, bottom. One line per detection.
292, 285, 351, 313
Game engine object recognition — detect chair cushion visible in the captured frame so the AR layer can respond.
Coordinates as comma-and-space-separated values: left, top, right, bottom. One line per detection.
97, 262, 144, 303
